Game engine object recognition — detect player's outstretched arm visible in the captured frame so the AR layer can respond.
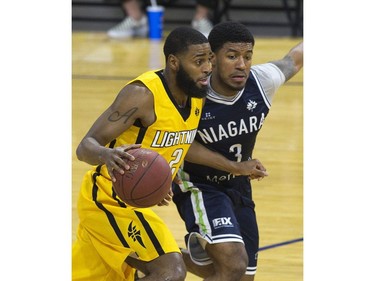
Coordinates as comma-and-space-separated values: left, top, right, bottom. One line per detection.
270, 41, 303, 81
185, 141, 268, 179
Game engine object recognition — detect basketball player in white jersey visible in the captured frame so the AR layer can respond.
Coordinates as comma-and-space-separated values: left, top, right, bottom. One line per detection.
173, 21, 303, 281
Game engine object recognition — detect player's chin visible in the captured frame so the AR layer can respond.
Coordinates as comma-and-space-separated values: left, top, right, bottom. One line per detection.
197, 84, 209, 91
192, 86, 209, 98
230, 81, 246, 90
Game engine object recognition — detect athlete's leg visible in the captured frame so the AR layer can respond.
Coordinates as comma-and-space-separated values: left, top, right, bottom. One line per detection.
125, 253, 186, 281
181, 248, 214, 278
236, 196, 259, 281
206, 242, 248, 281
173, 181, 255, 280
180, 242, 251, 281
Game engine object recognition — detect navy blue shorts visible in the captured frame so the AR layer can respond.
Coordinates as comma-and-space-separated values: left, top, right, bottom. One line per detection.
172, 179, 259, 275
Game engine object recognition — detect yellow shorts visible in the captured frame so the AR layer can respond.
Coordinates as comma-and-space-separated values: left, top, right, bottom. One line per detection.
72, 169, 180, 281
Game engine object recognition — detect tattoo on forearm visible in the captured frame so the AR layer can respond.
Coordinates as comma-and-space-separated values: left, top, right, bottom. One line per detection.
108, 107, 138, 124
282, 56, 295, 81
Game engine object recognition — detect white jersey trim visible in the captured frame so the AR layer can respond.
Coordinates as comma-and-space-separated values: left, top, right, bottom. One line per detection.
187, 232, 244, 266
205, 63, 285, 106
204, 233, 244, 244
206, 80, 245, 105
246, 266, 257, 275
251, 67, 271, 109
251, 63, 286, 106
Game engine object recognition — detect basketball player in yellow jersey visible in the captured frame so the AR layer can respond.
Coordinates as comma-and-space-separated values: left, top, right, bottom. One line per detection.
73, 27, 212, 281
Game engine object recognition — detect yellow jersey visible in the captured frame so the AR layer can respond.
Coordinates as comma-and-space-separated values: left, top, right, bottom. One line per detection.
99, 69, 203, 179
73, 69, 204, 281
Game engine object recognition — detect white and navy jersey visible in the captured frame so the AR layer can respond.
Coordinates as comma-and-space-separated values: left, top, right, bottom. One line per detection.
182, 63, 285, 188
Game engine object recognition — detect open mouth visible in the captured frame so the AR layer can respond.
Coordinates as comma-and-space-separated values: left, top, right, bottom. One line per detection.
198, 77, 209, 86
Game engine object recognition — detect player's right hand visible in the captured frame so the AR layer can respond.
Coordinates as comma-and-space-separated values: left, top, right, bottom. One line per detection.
102, 144, 142, 182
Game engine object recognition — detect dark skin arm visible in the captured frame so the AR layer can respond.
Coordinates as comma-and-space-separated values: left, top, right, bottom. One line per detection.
76, 82, 155, 181
183, 141, 268, 180
270, 41, 303, 81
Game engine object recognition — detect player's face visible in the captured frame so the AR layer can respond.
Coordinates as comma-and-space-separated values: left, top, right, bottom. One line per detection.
212, 42, 253, 95
177, 43, 212, 98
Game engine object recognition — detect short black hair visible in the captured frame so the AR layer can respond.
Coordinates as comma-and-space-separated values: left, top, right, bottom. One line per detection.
163, 26, 208, 59
208, 21, 255, 53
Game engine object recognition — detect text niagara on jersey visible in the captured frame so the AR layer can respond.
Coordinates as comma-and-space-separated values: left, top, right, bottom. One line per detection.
183, 69, 272, 186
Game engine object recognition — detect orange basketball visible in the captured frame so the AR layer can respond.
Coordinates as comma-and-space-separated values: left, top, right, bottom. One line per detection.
112, 148, 172, 208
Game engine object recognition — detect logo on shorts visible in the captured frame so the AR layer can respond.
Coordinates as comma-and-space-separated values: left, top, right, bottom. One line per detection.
128, 221, 146, 248
212, 217, 233, 229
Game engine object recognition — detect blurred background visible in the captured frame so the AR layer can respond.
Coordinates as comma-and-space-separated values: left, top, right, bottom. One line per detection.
72, 0, 303, 37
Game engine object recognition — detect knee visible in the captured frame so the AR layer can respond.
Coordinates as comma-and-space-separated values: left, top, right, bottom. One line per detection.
144, 266, 186, 281
209, 244, 249, 279
224, 253, 248, 278
146, 254, 187, 281
164, 263, 186, 281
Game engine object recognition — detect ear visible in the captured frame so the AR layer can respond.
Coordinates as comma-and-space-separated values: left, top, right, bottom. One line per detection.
167, 54, 180, 71
211, 53, 217, 68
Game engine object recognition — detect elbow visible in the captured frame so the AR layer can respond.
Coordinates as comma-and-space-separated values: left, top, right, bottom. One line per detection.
184, 153, 192, 162
296, 57, 303, 71
76, 143, 84, 161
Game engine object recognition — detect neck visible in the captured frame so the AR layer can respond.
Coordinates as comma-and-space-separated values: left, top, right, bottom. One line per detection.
175, 95, 187, 108
209, 76, 240, 98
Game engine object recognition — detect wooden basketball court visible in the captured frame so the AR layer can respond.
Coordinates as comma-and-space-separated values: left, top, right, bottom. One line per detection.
72, 31, 303, 281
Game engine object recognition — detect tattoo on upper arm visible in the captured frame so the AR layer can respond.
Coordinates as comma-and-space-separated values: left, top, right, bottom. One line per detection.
108, 107, 138, 124
272, 55, 295, 81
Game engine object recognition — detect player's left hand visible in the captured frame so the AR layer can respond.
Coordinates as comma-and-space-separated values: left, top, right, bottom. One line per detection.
231, 158, 268, 180
247, 159, 269, 181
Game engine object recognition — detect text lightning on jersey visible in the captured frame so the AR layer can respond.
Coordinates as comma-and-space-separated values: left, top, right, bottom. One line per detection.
151, 129, 198, 148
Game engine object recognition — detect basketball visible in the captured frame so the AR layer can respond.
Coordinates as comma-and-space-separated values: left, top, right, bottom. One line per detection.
112, 148, 172, 208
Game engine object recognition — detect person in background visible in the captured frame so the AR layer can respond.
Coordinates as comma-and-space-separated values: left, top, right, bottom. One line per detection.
172, 21, 303, 281
107, 0, 215, 39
